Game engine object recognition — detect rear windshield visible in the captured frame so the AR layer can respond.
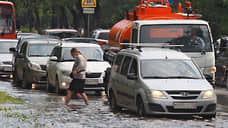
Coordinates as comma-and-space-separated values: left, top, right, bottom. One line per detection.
0, 42, 17, 53
98, 32, 109, 40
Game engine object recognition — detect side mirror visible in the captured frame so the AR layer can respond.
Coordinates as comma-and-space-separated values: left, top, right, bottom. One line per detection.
50, 56, 58, 61
127, 73, 138, 80
9, 47, 16, 53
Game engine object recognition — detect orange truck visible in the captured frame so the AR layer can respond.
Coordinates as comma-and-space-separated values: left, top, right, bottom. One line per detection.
107, 0, 216, 84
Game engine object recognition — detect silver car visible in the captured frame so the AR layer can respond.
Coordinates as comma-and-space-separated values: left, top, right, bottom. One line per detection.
108, 48, 216, 118
0, 39, 18, 78
13, 38, 59, 88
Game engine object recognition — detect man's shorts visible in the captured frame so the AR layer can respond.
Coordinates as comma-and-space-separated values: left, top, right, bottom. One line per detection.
69, 79, 85, 93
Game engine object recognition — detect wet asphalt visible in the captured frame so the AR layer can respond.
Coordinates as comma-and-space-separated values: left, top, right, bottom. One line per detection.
0, 79, 228, 128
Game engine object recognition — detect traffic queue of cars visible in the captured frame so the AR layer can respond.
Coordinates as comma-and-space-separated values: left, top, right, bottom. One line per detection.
0, 29, 217, 118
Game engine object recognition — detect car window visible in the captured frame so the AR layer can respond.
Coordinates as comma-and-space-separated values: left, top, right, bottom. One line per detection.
113, 55, 124, 73
98, 32, 109, 40
20, 42, 27, 56
28, 44, 56, 57
120, 56, 132, 76
0, 42, 17, 53
129, 59, 138, 75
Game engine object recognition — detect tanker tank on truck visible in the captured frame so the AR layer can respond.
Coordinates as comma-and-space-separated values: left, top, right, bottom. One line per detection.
107, 0, 216, 85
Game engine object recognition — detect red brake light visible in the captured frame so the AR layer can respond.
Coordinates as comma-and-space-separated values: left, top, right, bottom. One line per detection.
99, 41, 105, 45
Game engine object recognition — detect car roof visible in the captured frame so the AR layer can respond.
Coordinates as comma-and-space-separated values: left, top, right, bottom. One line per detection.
60, 42, 101, 48
44, 29, 78, 33
26, 39, 59, 44
0, 39, 18, 43
119, 48, 191, 60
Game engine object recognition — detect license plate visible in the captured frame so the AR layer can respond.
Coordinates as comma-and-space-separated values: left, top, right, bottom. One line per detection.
85, 79, 99, 85
174, 103, 197, 109
3, 67, 12, 72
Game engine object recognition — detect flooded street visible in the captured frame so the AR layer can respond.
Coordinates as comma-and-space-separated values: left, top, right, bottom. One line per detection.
0, 80, 228, 128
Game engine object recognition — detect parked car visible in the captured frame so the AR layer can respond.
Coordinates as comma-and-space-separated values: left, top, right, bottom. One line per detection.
44, 29, 80, 39
215, 37, 228, 87
108, 47, 216, 118
47, 42, 111, 94
62, 37, 98, 44
16, 32, 40, 39
11, 38, 59, 88
0, 39, 18, 78
91, 29, 110, 50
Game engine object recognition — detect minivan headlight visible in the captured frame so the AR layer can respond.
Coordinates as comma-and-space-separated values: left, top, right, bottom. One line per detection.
202, 90, 214, 99
28, 62, 41, 71
150, 90, 167, 99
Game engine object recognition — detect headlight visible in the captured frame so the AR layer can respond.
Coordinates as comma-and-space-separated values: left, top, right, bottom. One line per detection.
28, 62, 41, 71
150, 90, 167, 99
211, 67, 216, 74
202, 90, 214, 99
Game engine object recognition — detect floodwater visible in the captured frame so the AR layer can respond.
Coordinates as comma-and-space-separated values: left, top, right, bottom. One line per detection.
0, 80, 228, 128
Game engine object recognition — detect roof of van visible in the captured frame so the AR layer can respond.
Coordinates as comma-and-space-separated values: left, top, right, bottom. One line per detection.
120, 48, 191, 60
134, 20, 209, 26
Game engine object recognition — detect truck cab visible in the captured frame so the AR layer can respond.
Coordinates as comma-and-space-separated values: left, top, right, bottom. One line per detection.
129, 20, 215, 84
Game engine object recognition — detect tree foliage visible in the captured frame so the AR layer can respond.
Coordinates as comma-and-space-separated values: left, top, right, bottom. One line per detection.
9, 0, 228, 39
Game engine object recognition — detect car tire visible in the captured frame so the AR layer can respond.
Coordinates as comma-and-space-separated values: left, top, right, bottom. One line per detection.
202, 114, 216, 119
137, 96, 146, 116
13, 70, 21, 86
22, 71, 32, 89
55, 76, 61, 94
47, 74, 54, 93
226, 77, 228, 89
109, 91, 120, 110
104, 68, 111, 96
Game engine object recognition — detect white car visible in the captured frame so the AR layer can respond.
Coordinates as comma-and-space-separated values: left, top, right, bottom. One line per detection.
0, 39, 18, 78
91, 29, 110, 50
47, 42, 111, 94
108, 47, 217, 118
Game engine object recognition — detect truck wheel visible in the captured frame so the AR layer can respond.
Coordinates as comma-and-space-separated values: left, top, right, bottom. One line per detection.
109, 91, 120, 110
137, 96, 146, 116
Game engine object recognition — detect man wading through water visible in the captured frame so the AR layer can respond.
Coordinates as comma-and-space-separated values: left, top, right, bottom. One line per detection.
65, 48, 89, 105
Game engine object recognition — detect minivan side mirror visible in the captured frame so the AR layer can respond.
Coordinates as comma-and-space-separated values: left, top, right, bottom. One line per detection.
50, 56, 58, 61
127, 73, 138, 80
9, 47, 16, 53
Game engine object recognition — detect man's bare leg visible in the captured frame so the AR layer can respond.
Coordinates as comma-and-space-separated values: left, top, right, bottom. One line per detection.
65, 90, 72, 105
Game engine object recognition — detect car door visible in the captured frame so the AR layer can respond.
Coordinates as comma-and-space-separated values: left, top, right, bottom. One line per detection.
125, 58, 139, 108
118, 56, 132, 106
48, 47, 60, 86
110, 54, 124, 104
16, 42, 28, 80
216, 47, 228, 86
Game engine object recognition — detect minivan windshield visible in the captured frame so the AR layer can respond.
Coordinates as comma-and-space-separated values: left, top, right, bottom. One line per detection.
62, 47, 103, 61
140, 24, 212, 52
28, 44, 56, 57
141, 60, 203, 79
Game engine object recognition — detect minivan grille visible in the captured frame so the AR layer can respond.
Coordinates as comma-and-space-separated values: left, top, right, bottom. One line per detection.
86, 73, 102, 78
166, 91, 201, 100
40, 65, 47, 71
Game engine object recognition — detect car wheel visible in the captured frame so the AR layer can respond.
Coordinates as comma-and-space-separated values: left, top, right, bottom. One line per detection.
202, 114, 216, 119
22, 71, 31, 89
226, 77, 228, 89
104, 68, 111, 96
47, 74, 54, 93
109, 91, 120, 110
13, 70, 21, 86
137, 96, 146, 116
55, 76, 61, 94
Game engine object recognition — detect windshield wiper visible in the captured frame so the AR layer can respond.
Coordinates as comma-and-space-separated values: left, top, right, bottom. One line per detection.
143, 76, 200, 79
166, 76, 200, 79
87, 59, 102, 61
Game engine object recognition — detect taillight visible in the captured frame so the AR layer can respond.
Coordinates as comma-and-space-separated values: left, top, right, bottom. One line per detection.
99, 41, 105, 45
